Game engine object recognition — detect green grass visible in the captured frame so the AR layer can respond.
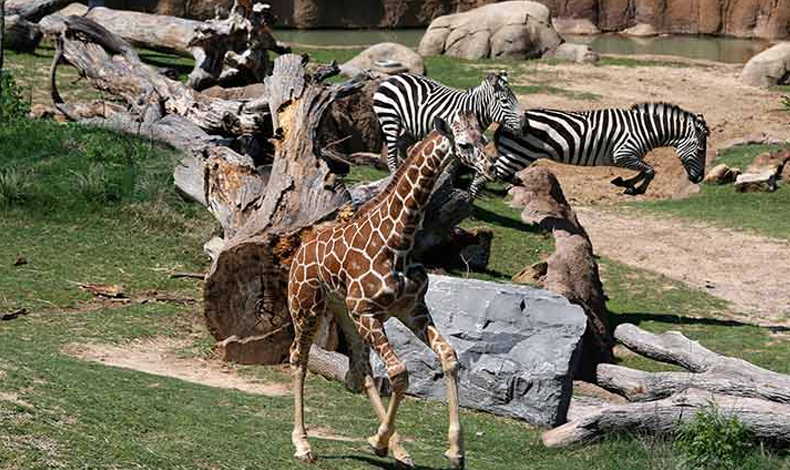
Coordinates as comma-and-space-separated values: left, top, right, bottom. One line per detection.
634, 144, 790, 240
3, 48, 790, 469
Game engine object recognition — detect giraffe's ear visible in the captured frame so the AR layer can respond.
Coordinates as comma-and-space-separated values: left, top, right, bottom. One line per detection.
434, 116, 453, 139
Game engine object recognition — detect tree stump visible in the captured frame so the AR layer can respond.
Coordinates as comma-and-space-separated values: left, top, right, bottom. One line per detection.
203, 55, 362, 364
509, 166, 614, 380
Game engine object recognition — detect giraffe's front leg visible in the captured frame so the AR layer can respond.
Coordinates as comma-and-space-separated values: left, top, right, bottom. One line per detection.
348, 308, 408, 458
400, 302, 465, 469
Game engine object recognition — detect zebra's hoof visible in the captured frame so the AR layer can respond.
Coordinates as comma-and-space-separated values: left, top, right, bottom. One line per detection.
623, 187, 637, 196
611, 176, 626, 187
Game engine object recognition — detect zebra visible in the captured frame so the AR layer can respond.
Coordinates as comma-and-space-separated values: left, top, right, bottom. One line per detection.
373, 71, 526, 191
491, 103, 709, 196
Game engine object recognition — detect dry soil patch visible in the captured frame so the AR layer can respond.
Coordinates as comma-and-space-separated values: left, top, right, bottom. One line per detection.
62, 338, 289, 396
577, 207, 790, 324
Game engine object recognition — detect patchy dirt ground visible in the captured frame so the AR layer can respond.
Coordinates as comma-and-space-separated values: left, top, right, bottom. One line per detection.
513, 56, 790, 205
62, 338, 290, 396
577, 207, 790, 324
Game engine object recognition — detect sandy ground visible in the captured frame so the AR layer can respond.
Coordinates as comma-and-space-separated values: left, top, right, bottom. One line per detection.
577, 207, 790, 324
62, 338, 289, 396
512, 56, 790, 205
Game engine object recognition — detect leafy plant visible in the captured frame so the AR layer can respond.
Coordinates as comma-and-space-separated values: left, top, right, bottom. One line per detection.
1, 71, 31, 121
675, 403, 753, 469
0, 166, 29, 206
783, 96, 790, 115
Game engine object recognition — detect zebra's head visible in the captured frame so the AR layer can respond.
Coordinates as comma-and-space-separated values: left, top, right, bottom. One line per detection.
677, 113, 709, 184
434, 111, 495, 180
483, 71, 526, 132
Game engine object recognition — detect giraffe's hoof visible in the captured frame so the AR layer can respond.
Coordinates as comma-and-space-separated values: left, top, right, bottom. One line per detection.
395, 456, 415, 469
444, 453, 465, 470
367, 436, 389, 458
294, 450, 316, 463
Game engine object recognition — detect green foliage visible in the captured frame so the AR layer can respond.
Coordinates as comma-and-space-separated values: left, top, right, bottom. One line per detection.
675, 403, 753, 469
0, 166, 30, 206
783, 96, 790, 115
1, 70, 32, 121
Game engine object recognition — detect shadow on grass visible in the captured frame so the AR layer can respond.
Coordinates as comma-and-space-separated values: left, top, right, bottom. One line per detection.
611, 311, 790, 333
325, 454, 450, 470
471, 205, 545, 234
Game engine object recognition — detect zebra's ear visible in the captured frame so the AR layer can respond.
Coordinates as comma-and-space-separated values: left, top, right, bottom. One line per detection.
486, 72, 500, 88
434, 116, 453, 141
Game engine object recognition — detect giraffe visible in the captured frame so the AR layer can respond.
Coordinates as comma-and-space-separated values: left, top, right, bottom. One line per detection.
287, 111, 494, 469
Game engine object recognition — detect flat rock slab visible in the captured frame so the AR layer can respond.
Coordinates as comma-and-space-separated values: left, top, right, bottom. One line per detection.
372, 275, 586, 428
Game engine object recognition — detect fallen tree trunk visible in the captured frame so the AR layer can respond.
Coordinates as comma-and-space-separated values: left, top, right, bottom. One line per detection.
6, 0, 72, 22
543, 388, 790, 448
42, 14, 271, 136
51, 2, 289, 90
599, 324, 790, 403
509, 166, 614, 380
4, 15, 42, 53
543, 323, 790, 448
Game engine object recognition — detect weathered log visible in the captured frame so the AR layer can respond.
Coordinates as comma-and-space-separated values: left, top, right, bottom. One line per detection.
51, 1, 289, 90
203, 55, 361, 365
4, 15, 42, 53
510, 166, 614, 380
6, 0, 73, 22
608, 323, 790, 399
542, 388, 790, 448
597, 363, 790, 404
42, 14, 271, 135
308, 344, 349, 383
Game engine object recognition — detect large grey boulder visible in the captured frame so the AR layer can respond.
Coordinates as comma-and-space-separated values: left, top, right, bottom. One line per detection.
340, 42, 425, 77
740, 42, 790, 87
418, 1, 563, 60
371, 275, 587, 428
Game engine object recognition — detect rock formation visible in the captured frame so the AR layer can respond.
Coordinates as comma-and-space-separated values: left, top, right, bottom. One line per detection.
740, 42, 790, 87
79, 0, 790, 40
371, 275, 587, 428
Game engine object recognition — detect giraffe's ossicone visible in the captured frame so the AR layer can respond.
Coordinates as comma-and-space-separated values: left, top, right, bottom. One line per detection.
287, 111, 495, 469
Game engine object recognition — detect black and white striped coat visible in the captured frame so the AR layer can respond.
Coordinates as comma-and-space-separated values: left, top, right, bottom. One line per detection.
373, 72, 525, 188
492, 103, 709, 195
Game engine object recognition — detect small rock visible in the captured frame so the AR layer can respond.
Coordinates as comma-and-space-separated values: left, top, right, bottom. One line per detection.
340, 42, 424, 77
747, 149, 790, 178
621, 23, 659, 37
734, 171, 778, 193
552, 18, 600, 36
545, 43, 600, 64
703, 163, 741, 185
13, 256, 27, 266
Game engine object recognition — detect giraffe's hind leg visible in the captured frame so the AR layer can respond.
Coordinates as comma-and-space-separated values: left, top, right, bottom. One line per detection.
399, 301, 465, 469
289, 281, 326, 463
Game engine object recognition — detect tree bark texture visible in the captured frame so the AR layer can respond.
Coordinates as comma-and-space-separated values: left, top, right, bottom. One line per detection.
544, 323, 790, 448
510, 166, 614, 380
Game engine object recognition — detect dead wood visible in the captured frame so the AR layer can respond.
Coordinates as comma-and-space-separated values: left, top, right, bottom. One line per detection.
169, 272, 207, 280
4, 14, 42, 53
543, 388, 790, 448
203, 55, 362, 365
1, 308, 29, 321
5, 0, 72, 22
511, 166, 614, 380
600, 323, 790, 403
50, 1, 289, 90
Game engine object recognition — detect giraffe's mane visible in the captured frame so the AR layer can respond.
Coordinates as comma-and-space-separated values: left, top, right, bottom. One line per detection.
350, 132, 439, 222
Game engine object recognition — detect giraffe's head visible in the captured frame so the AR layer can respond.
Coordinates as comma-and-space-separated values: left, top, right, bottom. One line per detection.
434, 111, 496, 181
483, 71, 527, 132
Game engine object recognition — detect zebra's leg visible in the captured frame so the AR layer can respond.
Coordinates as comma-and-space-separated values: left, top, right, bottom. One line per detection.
468, 173, 487, 199
612, 153, 655, 196
382, 127, 403, 172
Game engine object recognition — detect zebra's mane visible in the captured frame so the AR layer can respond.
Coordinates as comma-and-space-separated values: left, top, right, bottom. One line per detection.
630, 102, 694, 119
350, 133, 438, 222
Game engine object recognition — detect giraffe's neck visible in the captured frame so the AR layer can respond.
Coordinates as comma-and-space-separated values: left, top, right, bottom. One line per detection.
379, 132, 450, 254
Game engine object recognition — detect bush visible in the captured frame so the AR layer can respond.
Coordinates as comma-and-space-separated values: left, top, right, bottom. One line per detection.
0, 167, 29, 207
675, 403, 752, 469
783, 96, 790, 115
1, 71, 31, 121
